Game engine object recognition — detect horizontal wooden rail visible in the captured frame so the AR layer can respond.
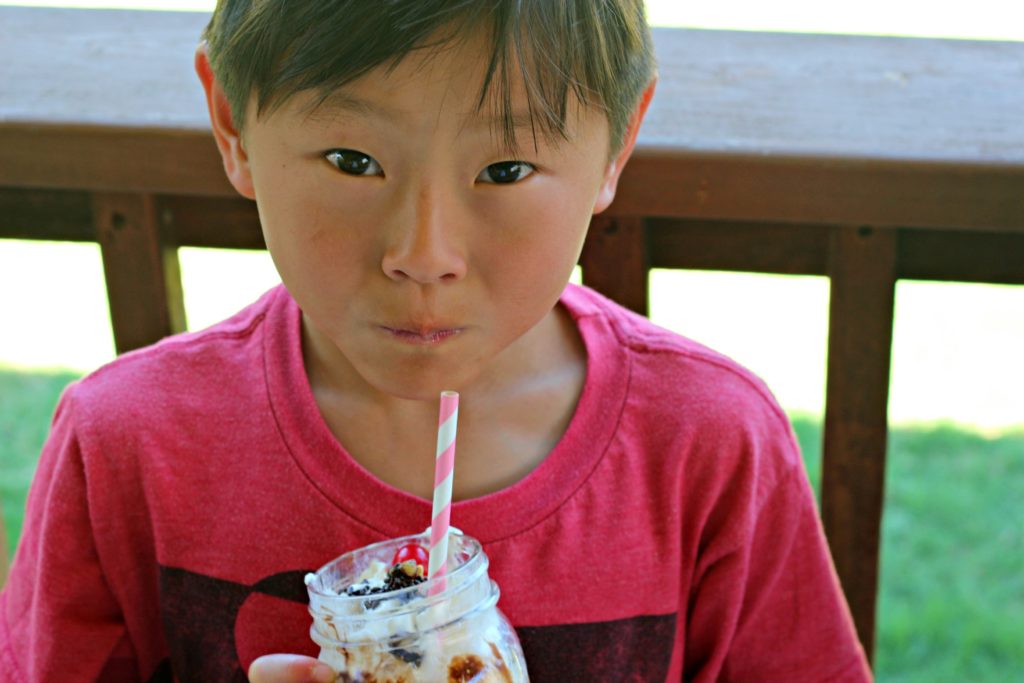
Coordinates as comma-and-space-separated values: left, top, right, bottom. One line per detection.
2, 8, 1023, 229
6, 188, 1024, 285
2, 5, 1023, 663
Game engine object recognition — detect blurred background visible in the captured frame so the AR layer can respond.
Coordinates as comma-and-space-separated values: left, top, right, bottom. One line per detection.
1, 1, 1022, 680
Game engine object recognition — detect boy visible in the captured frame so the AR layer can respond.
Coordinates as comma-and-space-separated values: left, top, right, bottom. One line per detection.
1, 1, 871, 681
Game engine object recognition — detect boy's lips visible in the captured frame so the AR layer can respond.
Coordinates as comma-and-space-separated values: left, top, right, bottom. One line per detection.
379, 324, 464, 345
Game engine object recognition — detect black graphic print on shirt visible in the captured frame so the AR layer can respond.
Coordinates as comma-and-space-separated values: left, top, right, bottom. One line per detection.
156, 565, 676, 682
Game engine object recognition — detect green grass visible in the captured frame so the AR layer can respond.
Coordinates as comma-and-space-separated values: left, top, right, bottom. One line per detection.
789, 416, 1024, 681
0, 366, 81, 558
2, 368, 1022, 681
873, 425, 1024, 680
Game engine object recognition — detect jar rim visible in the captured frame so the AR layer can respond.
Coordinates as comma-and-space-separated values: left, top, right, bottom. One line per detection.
308, 579, 502, 648
305, 530, 486, 608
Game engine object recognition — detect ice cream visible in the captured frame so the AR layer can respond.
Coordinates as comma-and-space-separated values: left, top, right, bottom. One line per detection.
305, 531, 529, 682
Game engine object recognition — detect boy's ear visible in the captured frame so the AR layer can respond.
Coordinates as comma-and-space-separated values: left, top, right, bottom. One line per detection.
195, 42, 256, 200
593, 78, 657, 215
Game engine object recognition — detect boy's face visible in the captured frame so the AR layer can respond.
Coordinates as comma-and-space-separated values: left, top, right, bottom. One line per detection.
199, 31, 646, 401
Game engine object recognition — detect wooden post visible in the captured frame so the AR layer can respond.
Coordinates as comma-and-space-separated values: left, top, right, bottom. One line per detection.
580, 215, 649, 315
93, 192, 187, 353
822, 224, 897, 664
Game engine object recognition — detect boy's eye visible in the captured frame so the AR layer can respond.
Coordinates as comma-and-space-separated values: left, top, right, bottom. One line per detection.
477, 161, 535, 184
325, 149, 383, 176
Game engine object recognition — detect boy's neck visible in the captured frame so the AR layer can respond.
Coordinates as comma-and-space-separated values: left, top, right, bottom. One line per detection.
301, 303, 587, 501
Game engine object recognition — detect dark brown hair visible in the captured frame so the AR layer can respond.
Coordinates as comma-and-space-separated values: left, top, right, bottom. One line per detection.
203, 0, 655, 153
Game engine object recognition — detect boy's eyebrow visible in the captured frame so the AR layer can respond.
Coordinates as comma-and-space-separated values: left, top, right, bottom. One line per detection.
461, 110, 537, 133
306, 91, 399, 123
306, 90, 538, 133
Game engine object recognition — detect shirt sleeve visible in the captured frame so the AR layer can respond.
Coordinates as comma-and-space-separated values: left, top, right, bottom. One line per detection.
684, 460, 873, 682
0, 389, 138, 682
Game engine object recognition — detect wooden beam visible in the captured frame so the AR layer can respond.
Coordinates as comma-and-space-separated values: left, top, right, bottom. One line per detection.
821, 225, 897, 663
157, 194, 264, 250
646, 218, 829, 275
93, 192, 187, 353
5, 8, 1024, 230
613, 154, 1024, 231
580, 215, 648, 315
0, 186, 94, 242
0, 126, 233, 198
6, 191, 1023, 286
898, 228, 1024, 285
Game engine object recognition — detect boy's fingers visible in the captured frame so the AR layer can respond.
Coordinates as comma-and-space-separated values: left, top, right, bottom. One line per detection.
248, 654, 335, 683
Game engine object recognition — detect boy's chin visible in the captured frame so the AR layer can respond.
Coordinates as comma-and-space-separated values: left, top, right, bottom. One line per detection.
357, 365, 472, 404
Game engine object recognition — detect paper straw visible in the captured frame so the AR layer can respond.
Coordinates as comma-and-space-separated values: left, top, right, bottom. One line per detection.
428, 390, 459, 595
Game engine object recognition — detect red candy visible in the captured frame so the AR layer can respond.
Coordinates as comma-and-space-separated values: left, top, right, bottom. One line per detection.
392, 544, 430, 574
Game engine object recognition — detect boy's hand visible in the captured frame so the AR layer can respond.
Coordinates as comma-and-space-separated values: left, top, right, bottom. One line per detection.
248, 654, 335, 683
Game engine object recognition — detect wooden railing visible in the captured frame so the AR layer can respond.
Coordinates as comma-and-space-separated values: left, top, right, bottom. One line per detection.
2, 7, 1023, 662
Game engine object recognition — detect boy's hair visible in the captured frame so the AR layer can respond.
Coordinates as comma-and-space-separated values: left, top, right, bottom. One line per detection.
202, 0, 655, 155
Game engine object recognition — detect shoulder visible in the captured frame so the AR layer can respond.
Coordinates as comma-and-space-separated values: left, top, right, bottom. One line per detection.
565, 283, 789, 424
564, 284, 802, 489
64, 285, 285, 432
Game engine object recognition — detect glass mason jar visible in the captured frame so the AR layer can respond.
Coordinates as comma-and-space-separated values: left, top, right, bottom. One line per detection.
305, 531, 529, 682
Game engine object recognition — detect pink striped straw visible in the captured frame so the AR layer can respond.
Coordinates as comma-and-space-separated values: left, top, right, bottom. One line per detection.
428, 390, 459, 595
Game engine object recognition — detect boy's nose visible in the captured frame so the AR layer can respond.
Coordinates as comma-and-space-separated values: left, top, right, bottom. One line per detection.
381, 184, 467, 284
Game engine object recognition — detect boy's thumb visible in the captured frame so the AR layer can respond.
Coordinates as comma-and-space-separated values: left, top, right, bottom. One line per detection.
248, 654, 335, 683
308, 661, 336, 683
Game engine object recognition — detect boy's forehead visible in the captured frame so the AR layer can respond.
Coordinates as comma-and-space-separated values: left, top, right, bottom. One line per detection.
304, 30, 517, 119
255, 24, 608, 155
294, 82, 602, 158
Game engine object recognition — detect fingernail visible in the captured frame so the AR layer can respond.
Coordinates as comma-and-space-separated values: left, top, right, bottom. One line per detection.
310, 662, 335, 683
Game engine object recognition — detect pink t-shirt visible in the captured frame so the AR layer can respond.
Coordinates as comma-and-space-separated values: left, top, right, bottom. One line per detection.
1, 284, 870, 682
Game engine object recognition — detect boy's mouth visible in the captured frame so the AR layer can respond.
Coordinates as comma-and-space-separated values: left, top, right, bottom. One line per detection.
380, 325, 463, 345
